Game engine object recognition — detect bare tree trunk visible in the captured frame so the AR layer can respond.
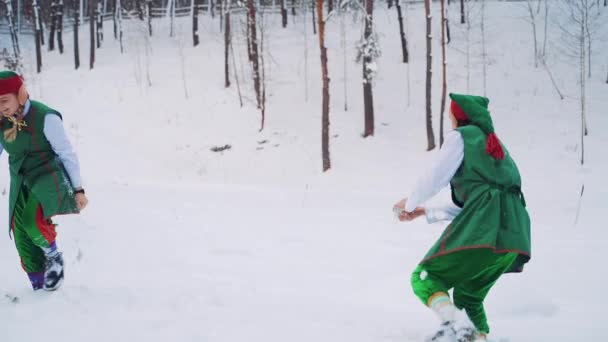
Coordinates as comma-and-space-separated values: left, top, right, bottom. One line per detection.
396, 0, 408, 63
49, 1, 57, 51
193, 0, 200, 46
312, 0, 317, 35
292, 0, 296, 16
246, 0, 263, 129
33, 0, 43, 73
170, 0, 175, 37
460, 0, 465, 24
388, 0, 393, 9
425, 0, 435, 151
540, 56, 564, 100
362, 0, 374, 138
317, 0, 331, 172
542, 0, 549, 57
147, 0, 153, 36
96, 2, 103, 48
90, 0, 96, 69
4, 0, 21, 62
136, 0, 144, 20
117, 0, 124, 52
113, 0, 118, 38
439, 0, 447, 146
225, 6, 231, 87
580, 16, 585, 164
229, 22, 243, 107
526, 1, 539, 68
281, 0, 288, 27
328, 0, 333, 14
57, 0, 64, 53
37, 1, 45, 46
304, 2, 309, 101
340, 7, 347, 111
74, 0, 81, 69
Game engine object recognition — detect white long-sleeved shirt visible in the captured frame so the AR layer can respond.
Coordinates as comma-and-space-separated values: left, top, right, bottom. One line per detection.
0, 101, 83, 189
405, 130, 464, 223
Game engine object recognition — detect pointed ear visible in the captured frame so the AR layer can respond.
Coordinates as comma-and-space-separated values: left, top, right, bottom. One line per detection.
17, 85, 29, 106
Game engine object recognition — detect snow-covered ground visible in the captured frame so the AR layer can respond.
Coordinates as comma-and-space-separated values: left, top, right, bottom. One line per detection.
1, 1, 607, 341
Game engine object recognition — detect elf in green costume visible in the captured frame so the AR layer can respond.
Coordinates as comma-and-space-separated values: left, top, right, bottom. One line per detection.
393, 93, 531, 342
0, 71, 89, 291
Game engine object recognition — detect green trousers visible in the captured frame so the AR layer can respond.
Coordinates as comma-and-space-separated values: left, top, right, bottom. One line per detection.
11, 187, 57, 273
411, 249, 517, 334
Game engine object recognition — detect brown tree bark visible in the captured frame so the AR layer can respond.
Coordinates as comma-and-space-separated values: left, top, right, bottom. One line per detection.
396, 0, 408, 63
49, 1, 57, 51
57, 0, 64, 53
246, 0, 263, 129
317, 0, 331, 171
362, 0, 374, 137
225, 9, 231, 88
424, 0, 436, 151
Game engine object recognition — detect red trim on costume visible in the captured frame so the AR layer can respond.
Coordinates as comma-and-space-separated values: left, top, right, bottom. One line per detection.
35, 204, 57, 245
450, 101, 468, 121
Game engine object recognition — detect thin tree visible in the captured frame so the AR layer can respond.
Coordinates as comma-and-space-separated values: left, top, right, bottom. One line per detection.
49, 1, 57, 51
328, 0, 333, 14
37, 1, 45, 46
460, 0, 465, 24
312, 0, 317, 34
96, 1, 103, 48
246, 0, 263, 129
113, 0, 118, 38
304, 0, 309, 101
33, 0, 43, 73
136, 0, 144, 19
74, 0, 81, 69
525, 0, 540, 68
192, 0, 200, 46
147, 0, 153, 36
439, 0, 447, 146
317, 0, 331, 171
396, 0, 408, 63
292, 0, 296, 16
360, 0, 376, 137
340, 4, 347, 111
281, 0, 288, 27
224, 1, 231, 87
57, 0, 64, 53
90, 0, 96, 69
4, 0, 21, 61
116, 0, 124, 53
424, 0, 435, 150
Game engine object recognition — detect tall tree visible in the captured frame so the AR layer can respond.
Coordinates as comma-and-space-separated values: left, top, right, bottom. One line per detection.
116, 0, 124, 52
57, 0, 64, 53
460, 0, 465, 24
424, 0, 436, 150
74, 0, 81, 69
90, 0, 96, 69
317, 0, 330, 171
49, 1, 58, 51
439, 0, 447, 146
146, 0, 153, 36
96, 1, 103, 48
4, 0, 21, 62
361, 0, 376, 137
281, 0, 288, 27
396, 0, 408, 63
224, 1, 231, 87
33, 0, 43, 73
246, 0, 263, 129
192, 0, 200, 46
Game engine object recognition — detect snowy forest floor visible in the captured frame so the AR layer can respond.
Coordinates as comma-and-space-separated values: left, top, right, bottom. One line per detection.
1, 1, 608, 341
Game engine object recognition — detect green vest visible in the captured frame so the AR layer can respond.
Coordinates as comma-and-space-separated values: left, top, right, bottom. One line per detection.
421, 126, 531, 273
0, 101, 78, 231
